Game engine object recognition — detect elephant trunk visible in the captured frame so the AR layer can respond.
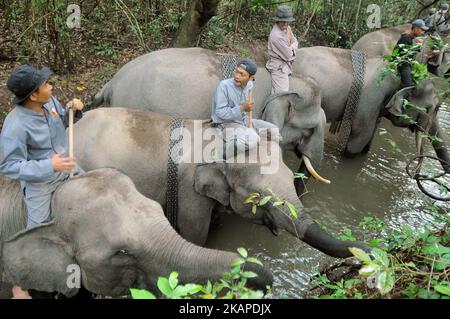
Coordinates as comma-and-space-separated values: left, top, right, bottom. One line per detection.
270, 192, 371, 258
140, 222, 273, 292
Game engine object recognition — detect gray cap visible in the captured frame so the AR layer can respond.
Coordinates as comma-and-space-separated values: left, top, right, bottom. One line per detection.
274, 5, 295, 22
7, 65, 52, 105
412, 19, 429, 31
442, 3, 449, 11
237, 59, 257, 76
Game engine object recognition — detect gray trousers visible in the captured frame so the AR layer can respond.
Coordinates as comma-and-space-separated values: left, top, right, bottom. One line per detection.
217, 120, 279, 158
270, 70, 290, 93
24, 167, 84, 228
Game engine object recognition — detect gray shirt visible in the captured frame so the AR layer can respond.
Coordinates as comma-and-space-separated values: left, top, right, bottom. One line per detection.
266, 24, 299, 75
211, 78, 253, 126
0, 97, 71, 189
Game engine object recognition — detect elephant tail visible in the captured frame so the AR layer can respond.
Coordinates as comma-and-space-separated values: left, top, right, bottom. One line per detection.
91, 82, 110, 108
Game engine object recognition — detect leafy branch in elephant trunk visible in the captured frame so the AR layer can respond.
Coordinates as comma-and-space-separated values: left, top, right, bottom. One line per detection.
379, 43, 433, 85
130, 248, 271, 299
309, 209, 450, 299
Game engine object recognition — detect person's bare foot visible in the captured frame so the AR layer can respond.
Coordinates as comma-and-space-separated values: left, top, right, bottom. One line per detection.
12, 286, 30, 299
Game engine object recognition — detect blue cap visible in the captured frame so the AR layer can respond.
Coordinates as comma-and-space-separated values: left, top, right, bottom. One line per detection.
237, 59, 257, 76
6, 65, 52, 105
412, 19, 429, 31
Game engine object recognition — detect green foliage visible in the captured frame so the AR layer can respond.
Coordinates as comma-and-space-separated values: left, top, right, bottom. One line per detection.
313, 210, 450, 299
243, 188, 300, 220
379, 42, 432, 86
130, 248, 270, 299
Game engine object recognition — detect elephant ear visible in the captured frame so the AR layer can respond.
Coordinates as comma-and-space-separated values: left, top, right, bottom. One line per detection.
385, 86, 414, 117
2, 221, 79, 297
194, 164, 230, 206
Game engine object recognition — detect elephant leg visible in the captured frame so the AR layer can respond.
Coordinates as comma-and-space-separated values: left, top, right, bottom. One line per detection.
345, 116, 379, 157
429, 119, 450, 173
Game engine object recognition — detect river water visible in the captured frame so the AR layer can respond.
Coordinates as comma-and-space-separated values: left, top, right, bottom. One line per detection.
206, 101, 450, 298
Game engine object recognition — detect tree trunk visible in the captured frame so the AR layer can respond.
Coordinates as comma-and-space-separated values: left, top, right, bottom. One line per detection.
174, 0, 220, 47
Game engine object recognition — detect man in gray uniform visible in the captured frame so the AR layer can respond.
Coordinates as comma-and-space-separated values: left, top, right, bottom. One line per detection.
211, 59, 279, 160
0, 65, 84, 298
430, 3, 449, 33
266, 5, 299, 93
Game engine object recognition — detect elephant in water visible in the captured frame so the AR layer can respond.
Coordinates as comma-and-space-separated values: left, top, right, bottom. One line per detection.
92, 48, 329, 192
292, 47, 448, 168
0, 168, 272, 298
352, 24, 450, 77
91, 47, 450, 174
73, 108, 370, 259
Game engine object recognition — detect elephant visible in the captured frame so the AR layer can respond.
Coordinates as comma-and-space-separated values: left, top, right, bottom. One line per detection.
352, 24, 450, 77
291, 47, 448, 169
91, 48, 330, 192
91, 47, 450, 175
73, 107, 370, 260
0, 168, 273, 298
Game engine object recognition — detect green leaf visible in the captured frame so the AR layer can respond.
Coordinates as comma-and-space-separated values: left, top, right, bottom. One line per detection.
130, 288, 157, 299
359, 263, 381, 277
246, 257, 263, 266
229, 257, 245, 268
237, 247, 248, 258
377, 270, 395, 295
241, 271, 258, 279
169, 272, 179, 289
349, 247, 372, 263
252, 204, 257, 215
435, 254, 450, 271
273, 200, 285, 207
157, 277, 173, 297
173, 284, 203, 297
258, 196, 272, 206
434, 285, 450, 297
286, 202, 298, 219
243, 193, 260, 205
372, 248, 390, 267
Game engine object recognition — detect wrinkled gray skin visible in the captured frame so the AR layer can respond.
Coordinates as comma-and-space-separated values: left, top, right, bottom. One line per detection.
74, 108, 370, 259
0, 168, 273, 298
352, 24, 450, 77
92, 48, 326, 175
92, 47, 449, 172
292, 47, 449, 172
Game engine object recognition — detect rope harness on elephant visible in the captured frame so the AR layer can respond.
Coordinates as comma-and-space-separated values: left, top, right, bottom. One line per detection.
217, 53, 237, 79
166, 118, 185, 231
330, 50, 367, 155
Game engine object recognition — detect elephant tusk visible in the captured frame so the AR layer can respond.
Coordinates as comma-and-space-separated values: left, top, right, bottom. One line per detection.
302, 156, 331, 185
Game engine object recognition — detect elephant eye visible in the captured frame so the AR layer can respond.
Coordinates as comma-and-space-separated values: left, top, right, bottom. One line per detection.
117, 249, 129, 256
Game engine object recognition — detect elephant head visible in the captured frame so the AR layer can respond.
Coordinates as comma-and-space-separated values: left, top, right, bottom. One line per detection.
194, 140, 370, 259
0, 169, 273, 297
384, 79, 450, 172
261, 77, 330, 193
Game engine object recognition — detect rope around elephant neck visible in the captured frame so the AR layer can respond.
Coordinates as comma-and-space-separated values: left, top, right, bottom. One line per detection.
218, 53, 237, 80
334, 50, 367, 155
166, 118, 184, 231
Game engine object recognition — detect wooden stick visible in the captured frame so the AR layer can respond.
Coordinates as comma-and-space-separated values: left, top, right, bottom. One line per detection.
248, 90, 253, 129
69, 107, 74, 178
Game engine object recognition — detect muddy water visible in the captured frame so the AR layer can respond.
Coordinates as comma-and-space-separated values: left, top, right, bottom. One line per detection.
205, 102, 450, 299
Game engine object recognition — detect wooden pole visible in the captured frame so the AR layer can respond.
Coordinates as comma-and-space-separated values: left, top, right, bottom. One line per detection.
69, 106, 74, 178
248, 89, 253, 129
